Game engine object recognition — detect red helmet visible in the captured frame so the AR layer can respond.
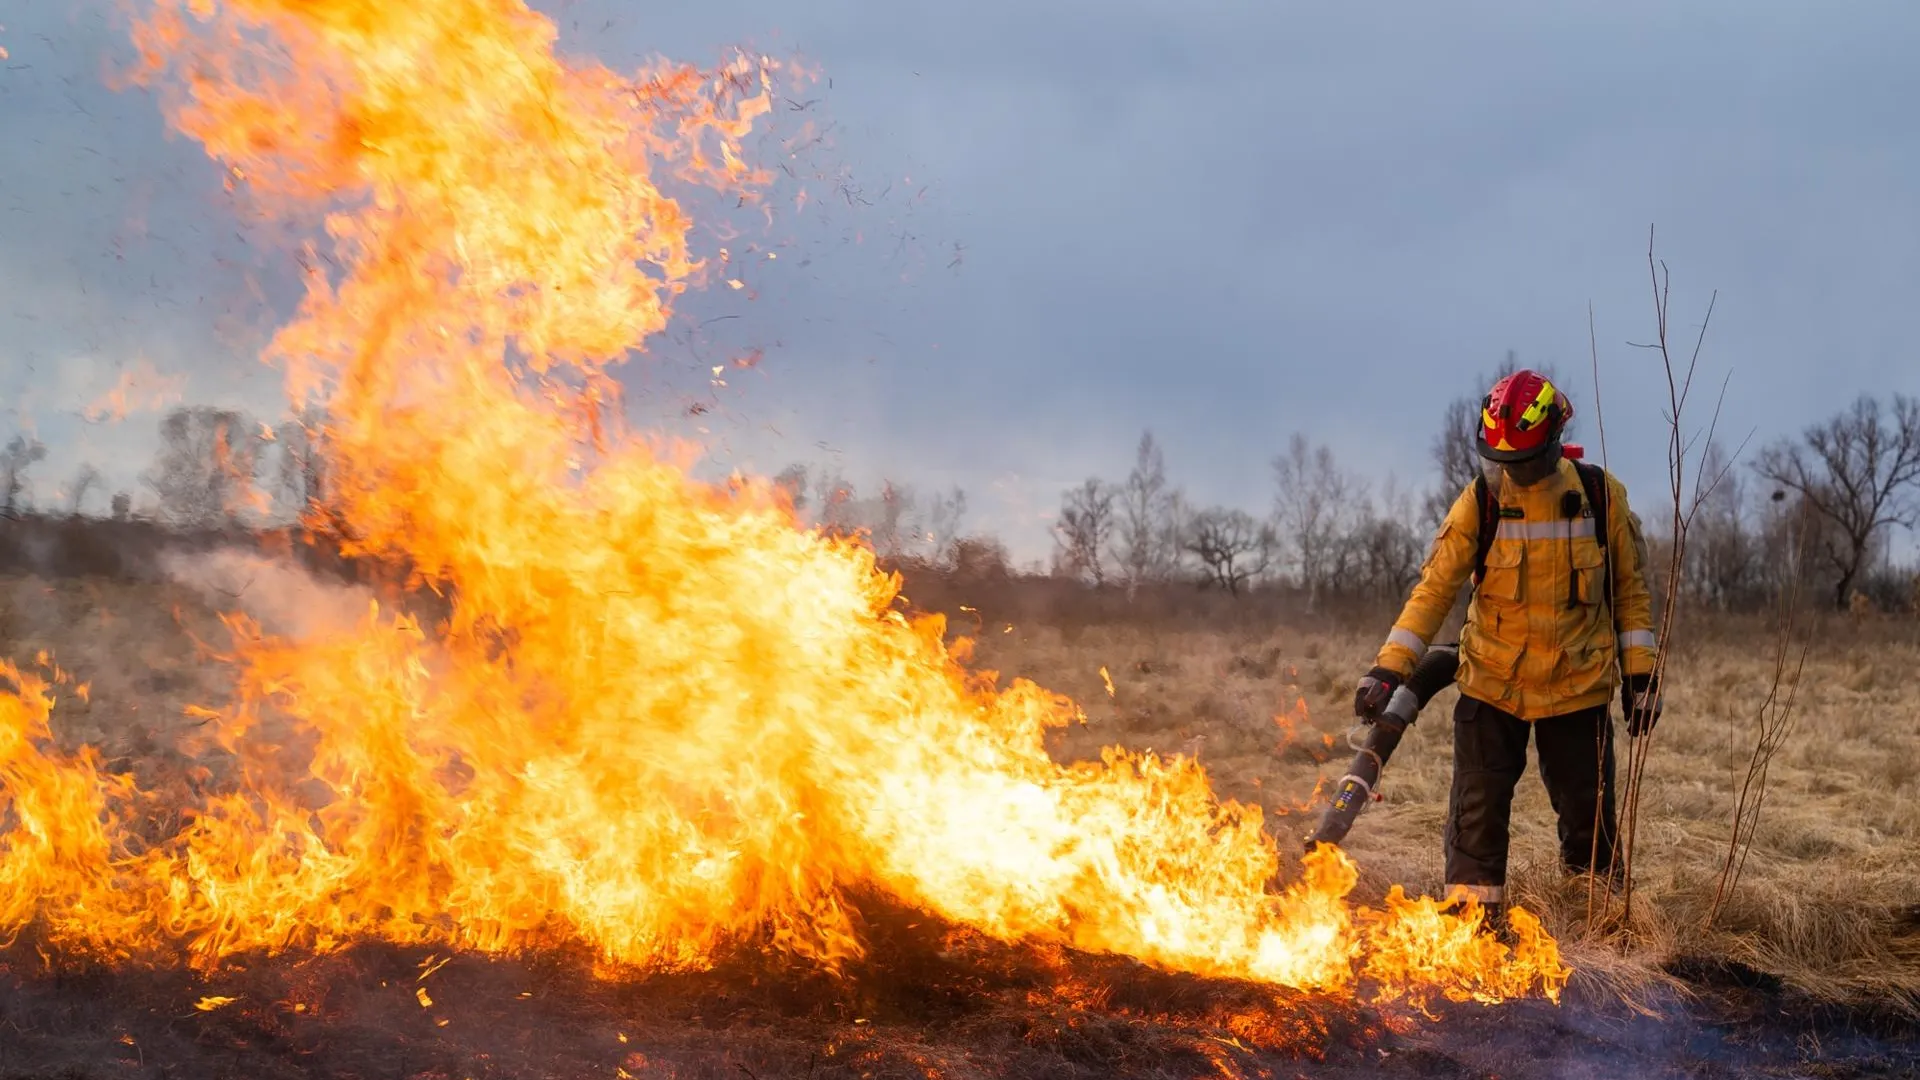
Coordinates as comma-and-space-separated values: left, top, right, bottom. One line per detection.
1478, 369, 1571, 463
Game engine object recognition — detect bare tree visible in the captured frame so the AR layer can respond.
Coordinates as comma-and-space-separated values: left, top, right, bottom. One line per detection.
872, 480, 916, 559
773, 462, 960, 565
1184, 507, 1277, 596
1426, 396, 1484, 527
1269, 433, 1366, 606
1345, 478, 1424, 599
272, 405, 333, 525
1753, 393, 1920, 610
922, 484, 967, 567
1748, 488, 1828, 604
1160, 488, 1194, 581
1345, 517, 1422, 597
1052, 477, 1115, 585
1684, 440, 1757, 611
772, 463, 809, 515
68, 464, 103, 517
0, 435, 48, 517
111, 492, 132, 521
951, 534, 1013, 582
142, 405, 270, 528
1110, 430, 1179, 593
809, 468, 860, 540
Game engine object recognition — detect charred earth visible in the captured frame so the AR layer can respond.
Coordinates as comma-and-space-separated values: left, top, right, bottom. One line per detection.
0, 912, 1912, 1080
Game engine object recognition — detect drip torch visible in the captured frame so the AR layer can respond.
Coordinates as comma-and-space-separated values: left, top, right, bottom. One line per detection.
1304, 643, 1460, 851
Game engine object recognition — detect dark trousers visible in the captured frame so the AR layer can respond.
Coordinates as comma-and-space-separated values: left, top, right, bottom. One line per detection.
1444, 694, 1618, 896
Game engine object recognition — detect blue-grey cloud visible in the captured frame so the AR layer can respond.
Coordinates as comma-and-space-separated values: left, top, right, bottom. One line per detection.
4, 1, 1918, 557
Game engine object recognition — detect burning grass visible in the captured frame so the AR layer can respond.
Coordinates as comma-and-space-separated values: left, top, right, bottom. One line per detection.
1, 569, 1917, 1080
0, 556, 1566, 1003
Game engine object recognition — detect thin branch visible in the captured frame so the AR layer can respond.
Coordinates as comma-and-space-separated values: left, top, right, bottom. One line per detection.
1586, 301, 1612, 925
1600, 226, 1724, 932
1706, 573, 1810, 927
1589, 302, 1611, 469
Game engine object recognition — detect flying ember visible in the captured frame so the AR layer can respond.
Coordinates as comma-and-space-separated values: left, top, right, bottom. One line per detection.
0, 0, 1567, 1009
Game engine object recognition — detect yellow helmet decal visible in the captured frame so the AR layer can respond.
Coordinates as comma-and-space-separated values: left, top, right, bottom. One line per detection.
1515, 380, 1557, 431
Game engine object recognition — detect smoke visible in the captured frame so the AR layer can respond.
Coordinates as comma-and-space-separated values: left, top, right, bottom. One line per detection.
159, 547, 376, 641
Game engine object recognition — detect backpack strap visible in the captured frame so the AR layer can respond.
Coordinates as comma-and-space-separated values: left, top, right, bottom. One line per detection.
1469, 473, 1498, 589
1572, 460, 1636, 691
1574, 461, 1609, 555
1573, 460, 1613, 619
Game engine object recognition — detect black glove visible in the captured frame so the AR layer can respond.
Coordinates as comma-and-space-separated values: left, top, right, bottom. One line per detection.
1623, 673, 1662, 737
1354, 666, 1404, 721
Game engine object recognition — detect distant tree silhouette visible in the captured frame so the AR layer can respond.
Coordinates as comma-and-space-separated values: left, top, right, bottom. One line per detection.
772, 463, 809, 515
1345, 478, 1425, 599
1110, 430, 1182, 593
1052, 477, 1114, 585
272, 404, 333, 525
1, 435, 47, 517
872, 480, 916, 559
1270, 433, 1367, 607
67, 464, 103, 517
1683, 440, 1759, 611
1754, 393, 1920, 610
950, 535, 1013, 583
143, 405, 269, 528
922, 485, 967, 567
1184, 507, 1276, 596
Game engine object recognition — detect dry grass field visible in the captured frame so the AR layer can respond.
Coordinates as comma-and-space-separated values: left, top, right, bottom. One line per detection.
954, 602, 1920, 1016
2, 557, 1917, 1033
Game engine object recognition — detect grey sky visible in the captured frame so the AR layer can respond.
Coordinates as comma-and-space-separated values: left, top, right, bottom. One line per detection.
4, 2, 1919, 561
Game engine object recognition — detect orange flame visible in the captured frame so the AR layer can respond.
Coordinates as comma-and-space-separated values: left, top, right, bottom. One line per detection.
0, 0, 1568, 1012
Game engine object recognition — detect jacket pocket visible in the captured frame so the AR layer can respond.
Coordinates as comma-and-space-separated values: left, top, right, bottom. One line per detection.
1561, 640, 1615, 702
1478, 541, 1525, 605
1572, 537, 1608, 607
1461, 620, 1524, 682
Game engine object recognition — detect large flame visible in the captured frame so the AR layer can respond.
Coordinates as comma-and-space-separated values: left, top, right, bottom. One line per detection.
0, 0, 1569, 1009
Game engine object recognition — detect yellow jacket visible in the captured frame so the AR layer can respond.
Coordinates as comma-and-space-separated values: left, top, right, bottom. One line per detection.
1374, 458, 1658, 720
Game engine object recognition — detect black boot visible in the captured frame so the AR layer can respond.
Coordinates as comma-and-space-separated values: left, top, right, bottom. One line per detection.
1441, 895, 1512, 944
1481, 901, 1515, 945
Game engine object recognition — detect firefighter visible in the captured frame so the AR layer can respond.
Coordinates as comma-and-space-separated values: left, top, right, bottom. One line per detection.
1354, 369, 1661, 933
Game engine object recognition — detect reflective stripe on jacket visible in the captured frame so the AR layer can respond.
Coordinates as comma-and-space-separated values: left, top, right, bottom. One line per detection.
1374, 458, 1658, 720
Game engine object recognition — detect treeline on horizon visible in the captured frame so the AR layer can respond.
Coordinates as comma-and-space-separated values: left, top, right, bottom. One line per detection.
4, 362, 1919, 617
